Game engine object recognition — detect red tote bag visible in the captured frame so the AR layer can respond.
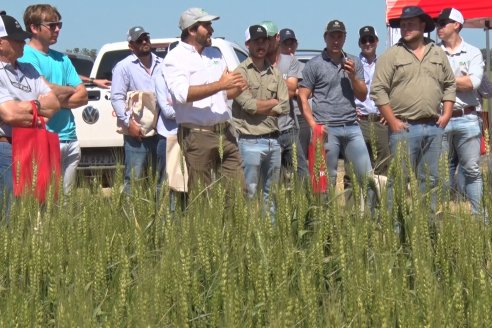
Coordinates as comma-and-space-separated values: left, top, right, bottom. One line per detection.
11, 101, 61, 202
308, 124, 327, 193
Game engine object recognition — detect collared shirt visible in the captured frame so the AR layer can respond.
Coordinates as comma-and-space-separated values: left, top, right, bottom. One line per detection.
19, 45, 82, 140
154, 67, 177, 137
111, 52, 162, 127
232, 57, 289, 136
439, 38, 483, 110
371, 38, 456, 120
354, 53, 379, 115
299, 49, 363, 126
163, 41, 230, 126
276, 54, 303, 131
0, 60, 52, 137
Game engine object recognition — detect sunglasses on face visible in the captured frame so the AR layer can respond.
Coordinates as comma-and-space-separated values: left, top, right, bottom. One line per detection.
40, 21, 63, 31
135, 36, 150, 44
436, 19, 455, 28
360, 36, 375, 44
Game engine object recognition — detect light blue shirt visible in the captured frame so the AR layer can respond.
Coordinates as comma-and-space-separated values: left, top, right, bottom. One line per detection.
19, 45, 82, 141
154, 67, 177, 137
439, 38, 484, 110
111, 53, 162, 127
354, 54, 379, 115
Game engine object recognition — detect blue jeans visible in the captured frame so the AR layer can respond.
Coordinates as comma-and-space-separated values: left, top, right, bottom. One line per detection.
123, 135, 158, 194
325, 123, 375, 208
388, 122, 444, 212
443, 114, 483, 214
277, 128, 309, 178
238, 137, 281, 203
0, 142, 12, 222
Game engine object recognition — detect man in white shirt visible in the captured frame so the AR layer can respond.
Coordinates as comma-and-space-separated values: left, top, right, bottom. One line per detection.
163, 8, 247, 193
437, 8, 485, 216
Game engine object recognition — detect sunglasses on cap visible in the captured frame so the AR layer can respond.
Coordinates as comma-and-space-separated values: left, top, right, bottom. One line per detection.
436, 19, 456, 28
40, 21, 62, 31
360, 36, 376, 44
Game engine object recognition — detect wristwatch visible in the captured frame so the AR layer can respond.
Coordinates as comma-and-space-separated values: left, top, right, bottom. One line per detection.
33, 99, 41, 111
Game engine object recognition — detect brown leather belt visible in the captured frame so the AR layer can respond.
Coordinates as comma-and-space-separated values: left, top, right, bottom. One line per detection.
451, 106, 476, 118
181, 122, 229, 133
0, 136, 12, 143
400, 117, 438, 125
358, 114, 381, 122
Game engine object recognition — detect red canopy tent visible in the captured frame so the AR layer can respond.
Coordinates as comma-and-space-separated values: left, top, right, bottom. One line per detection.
386, 0, 492, 28
386, 0, 492, 139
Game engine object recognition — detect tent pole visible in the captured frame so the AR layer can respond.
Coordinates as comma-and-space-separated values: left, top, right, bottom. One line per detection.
486, 21, 491, 150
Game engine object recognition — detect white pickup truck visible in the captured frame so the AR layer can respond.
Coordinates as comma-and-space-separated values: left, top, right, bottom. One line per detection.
70, 38, 248, 178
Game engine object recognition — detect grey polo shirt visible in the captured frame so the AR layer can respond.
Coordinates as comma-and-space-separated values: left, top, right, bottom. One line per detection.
0, 61, 51, 137
276, 54, 303, 131
299, 49, 363, 126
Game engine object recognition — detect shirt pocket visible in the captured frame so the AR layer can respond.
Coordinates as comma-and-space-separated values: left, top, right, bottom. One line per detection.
393, 58, 413, 80
266, 82, 278, 99
424, 55, 446, 80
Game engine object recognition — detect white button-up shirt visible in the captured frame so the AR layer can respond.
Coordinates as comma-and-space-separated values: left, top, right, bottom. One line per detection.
163, 41, 230, 126
354, 54, 379, 115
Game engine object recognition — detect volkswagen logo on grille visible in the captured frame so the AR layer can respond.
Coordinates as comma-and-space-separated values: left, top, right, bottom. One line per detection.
82, 106, 99, 124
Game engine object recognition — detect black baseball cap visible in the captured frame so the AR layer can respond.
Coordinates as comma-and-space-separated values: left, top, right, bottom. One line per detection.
0, 14, 32, 41
279, 28, 297, 42
248, 25, 267, 41
325, 20, 346, 33
359, 26, 378, 39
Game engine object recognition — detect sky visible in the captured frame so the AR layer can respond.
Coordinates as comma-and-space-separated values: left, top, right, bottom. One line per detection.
4, 0, 490, 56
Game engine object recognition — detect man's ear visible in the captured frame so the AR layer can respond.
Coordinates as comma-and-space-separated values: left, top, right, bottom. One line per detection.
29, 23, 40, 34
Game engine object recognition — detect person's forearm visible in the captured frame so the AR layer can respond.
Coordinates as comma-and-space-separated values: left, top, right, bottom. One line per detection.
455, 76, 473, 92
38, 92, 61, 118
442, 100, 454, 116
226, 87, 242, 100
378, 104, 398, 126
255, 99, 279, 115
299, 96, 316, 127
65, 86, 88, 109
48, 83, 75, 102
187, 81, 223, 102
352, 79, 368, 102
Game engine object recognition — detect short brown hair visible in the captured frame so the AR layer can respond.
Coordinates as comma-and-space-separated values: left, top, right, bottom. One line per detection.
23, 4, 61, 33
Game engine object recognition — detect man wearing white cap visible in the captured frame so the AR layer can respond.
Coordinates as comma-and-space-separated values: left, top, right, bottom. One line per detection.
163, 8, 247, 194
436, 7, 485, 216
0, 13, 60, 218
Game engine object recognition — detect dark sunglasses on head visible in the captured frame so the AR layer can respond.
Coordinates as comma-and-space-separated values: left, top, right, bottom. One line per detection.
40, 21, 62, 31
360, 36, 375, 44
436, 19, 455, 28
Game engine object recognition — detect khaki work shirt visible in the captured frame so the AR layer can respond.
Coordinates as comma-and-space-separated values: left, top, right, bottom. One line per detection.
232, 57, 289, 136
371, 38, 456, 120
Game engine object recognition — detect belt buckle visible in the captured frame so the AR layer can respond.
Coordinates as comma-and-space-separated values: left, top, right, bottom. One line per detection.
368, 113, 379, 122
